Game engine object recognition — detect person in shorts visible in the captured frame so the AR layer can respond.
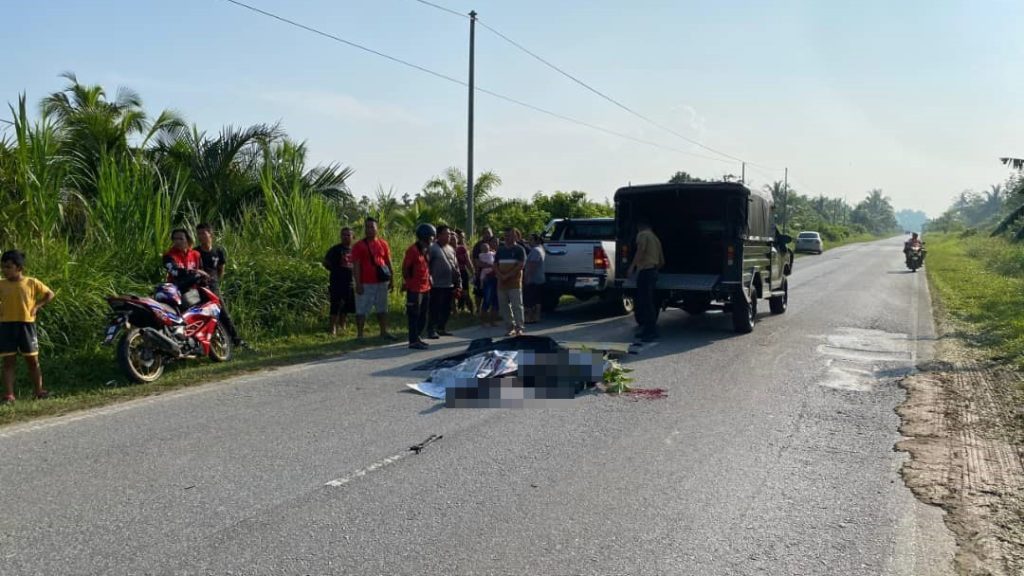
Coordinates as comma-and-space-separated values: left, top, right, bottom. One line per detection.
323, 226, 356, 336
0, 250, 55, 404
350, 217, 397, 340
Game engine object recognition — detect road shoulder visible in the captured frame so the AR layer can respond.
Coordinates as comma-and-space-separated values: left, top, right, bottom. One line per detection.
897, 333, 1024, 575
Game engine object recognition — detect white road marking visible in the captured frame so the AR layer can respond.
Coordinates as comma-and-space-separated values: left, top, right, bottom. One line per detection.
325, 451, 412, 487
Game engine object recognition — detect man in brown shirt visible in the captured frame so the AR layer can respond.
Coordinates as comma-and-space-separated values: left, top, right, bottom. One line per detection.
627, 219, 664, 342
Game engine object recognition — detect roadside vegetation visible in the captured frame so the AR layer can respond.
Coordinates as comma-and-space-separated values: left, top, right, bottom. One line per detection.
924, 161, 1024, 369
0, 75, 908, 424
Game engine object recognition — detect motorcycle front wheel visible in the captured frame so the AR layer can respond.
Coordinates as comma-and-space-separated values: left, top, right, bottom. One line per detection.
117, 328, 165, 383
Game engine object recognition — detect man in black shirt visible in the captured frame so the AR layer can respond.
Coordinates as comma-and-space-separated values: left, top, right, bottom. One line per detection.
323, 226, 356, 336
196, 223, 246, 348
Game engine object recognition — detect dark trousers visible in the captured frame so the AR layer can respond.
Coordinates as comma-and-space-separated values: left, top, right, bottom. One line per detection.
634, 268, 659, 336
427, 287, 454, 333
209, 282, 239, 342
406, 291, 430, 344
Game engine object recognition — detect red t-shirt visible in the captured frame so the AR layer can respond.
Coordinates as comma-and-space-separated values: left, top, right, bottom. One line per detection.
402, 244, 431, 293
350, 238, 392, 285
163, 247, 202, 283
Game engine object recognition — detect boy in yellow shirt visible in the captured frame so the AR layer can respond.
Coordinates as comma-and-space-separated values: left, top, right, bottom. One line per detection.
0, 250, 55, 404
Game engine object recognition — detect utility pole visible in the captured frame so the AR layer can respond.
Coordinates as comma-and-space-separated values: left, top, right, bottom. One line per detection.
466, 10, 477, 241
783, 167, 789, 233
741, 162, 746, 185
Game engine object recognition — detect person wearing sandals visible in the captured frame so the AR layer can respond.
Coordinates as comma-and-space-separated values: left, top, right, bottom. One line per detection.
0, 250, 55, 404
351, 217, 398, 341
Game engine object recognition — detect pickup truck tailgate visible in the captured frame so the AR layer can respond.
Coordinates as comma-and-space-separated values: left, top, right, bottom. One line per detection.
544, 242, 598, 276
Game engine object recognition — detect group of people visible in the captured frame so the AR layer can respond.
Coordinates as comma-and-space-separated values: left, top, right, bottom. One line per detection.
322, 219, 547, 350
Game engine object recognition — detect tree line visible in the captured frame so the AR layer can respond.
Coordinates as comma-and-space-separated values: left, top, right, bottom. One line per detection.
925, 158, 1024, 240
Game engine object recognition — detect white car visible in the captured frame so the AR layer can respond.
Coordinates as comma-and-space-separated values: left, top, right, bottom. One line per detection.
795, 231, 824, 254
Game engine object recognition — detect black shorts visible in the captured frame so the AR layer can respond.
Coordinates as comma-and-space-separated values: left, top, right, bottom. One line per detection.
328, 284, 356, 316
524, 283, 544, 308
0, 322, 39, 357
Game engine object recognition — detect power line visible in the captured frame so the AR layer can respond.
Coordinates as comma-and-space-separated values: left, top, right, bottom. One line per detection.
475, 19, 745, 164
221, 0, 734, 164
411, 0, 467, 19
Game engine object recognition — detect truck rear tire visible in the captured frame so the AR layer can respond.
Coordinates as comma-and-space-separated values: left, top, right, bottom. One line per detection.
769, 279, 788, 314
731, 288, 756, 334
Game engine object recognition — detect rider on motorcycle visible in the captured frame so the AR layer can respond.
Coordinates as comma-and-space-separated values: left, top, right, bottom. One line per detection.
903, 232, 924, 266
162, 228, 210, 298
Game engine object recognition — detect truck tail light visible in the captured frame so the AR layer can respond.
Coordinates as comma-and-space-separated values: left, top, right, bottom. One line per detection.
727, 245, 735, 266
594, 246, 610, 270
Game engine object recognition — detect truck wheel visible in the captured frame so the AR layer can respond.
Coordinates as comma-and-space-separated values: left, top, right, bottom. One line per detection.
731, 288, 756, 334
607, 290, 634, 315
769, 279, 788, 314
541, 293, 561, 313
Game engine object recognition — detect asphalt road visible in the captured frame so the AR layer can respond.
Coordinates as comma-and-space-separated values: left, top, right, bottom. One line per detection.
0, 237, 956, 576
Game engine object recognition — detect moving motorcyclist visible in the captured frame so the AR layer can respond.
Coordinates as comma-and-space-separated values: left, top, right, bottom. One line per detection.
903, 232, 924, 266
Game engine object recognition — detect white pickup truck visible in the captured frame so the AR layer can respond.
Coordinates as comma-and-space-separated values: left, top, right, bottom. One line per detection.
541, 217, 633, 315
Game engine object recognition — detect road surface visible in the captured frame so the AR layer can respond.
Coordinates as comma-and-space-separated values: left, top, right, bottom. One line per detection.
0, 237, 956, 575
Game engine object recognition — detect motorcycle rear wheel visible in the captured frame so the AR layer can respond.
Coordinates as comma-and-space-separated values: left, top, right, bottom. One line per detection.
209, 324, 233, 363
117, 328, 165, 383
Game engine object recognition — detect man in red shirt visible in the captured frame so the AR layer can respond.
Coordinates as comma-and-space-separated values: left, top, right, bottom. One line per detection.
403, 224, 435, 349
350, 217, 397, 340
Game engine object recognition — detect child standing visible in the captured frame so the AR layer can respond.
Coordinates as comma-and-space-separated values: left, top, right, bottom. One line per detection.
0, 250, 55, 404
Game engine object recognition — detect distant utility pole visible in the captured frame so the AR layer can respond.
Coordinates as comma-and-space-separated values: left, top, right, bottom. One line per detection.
783, 167, 789, 233
466, 10, 477, 240
741, 162, 746, 185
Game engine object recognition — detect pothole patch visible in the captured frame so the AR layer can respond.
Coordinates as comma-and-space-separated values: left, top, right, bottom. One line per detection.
816, 328, 915, 391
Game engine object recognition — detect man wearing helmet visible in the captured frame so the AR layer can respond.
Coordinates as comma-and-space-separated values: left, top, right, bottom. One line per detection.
403, 223, 436, 349
903, 232, 923, 266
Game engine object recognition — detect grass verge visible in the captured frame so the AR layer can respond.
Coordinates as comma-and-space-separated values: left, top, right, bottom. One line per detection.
925, 233, 1024, 370
0, 309, 481, 428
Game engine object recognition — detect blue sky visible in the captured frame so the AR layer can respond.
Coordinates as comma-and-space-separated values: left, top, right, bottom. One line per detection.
2, 0, 1022, 217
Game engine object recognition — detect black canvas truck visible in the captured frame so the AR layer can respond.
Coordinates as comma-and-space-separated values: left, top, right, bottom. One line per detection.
614, 182, 793, 334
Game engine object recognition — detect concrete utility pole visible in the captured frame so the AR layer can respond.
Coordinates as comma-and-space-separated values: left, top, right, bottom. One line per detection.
466, 10, 477, 240
741, 162, 746, 185
783, 167, 789, 233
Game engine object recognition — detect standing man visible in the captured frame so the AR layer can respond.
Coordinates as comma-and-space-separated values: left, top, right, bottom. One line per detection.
471, 227, 494, 314
495, 227, 527, 337
403, 224, 436, 350
454, 229, 475, 314
196, 223, 247, 348
426, 225, 461, 339
350, 217, 397, 341
322, 226, 355, 336
627, 218, 665, 342
524, 233, 546, 324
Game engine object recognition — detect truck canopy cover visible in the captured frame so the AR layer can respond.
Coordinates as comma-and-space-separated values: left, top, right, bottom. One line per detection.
615, 182, 775, 275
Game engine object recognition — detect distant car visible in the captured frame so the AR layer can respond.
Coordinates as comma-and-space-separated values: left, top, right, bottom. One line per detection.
795, 231, 824, 254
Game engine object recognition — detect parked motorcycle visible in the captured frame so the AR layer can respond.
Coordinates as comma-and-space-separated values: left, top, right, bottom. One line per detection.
103, 276, 232, 383
906, 244, 925, 272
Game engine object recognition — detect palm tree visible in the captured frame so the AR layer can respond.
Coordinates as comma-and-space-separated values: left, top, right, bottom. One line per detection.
41, 72, 183, 193
993, 159, 1024, 239
420, 167, 505, 231
151, 122, 285, 221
